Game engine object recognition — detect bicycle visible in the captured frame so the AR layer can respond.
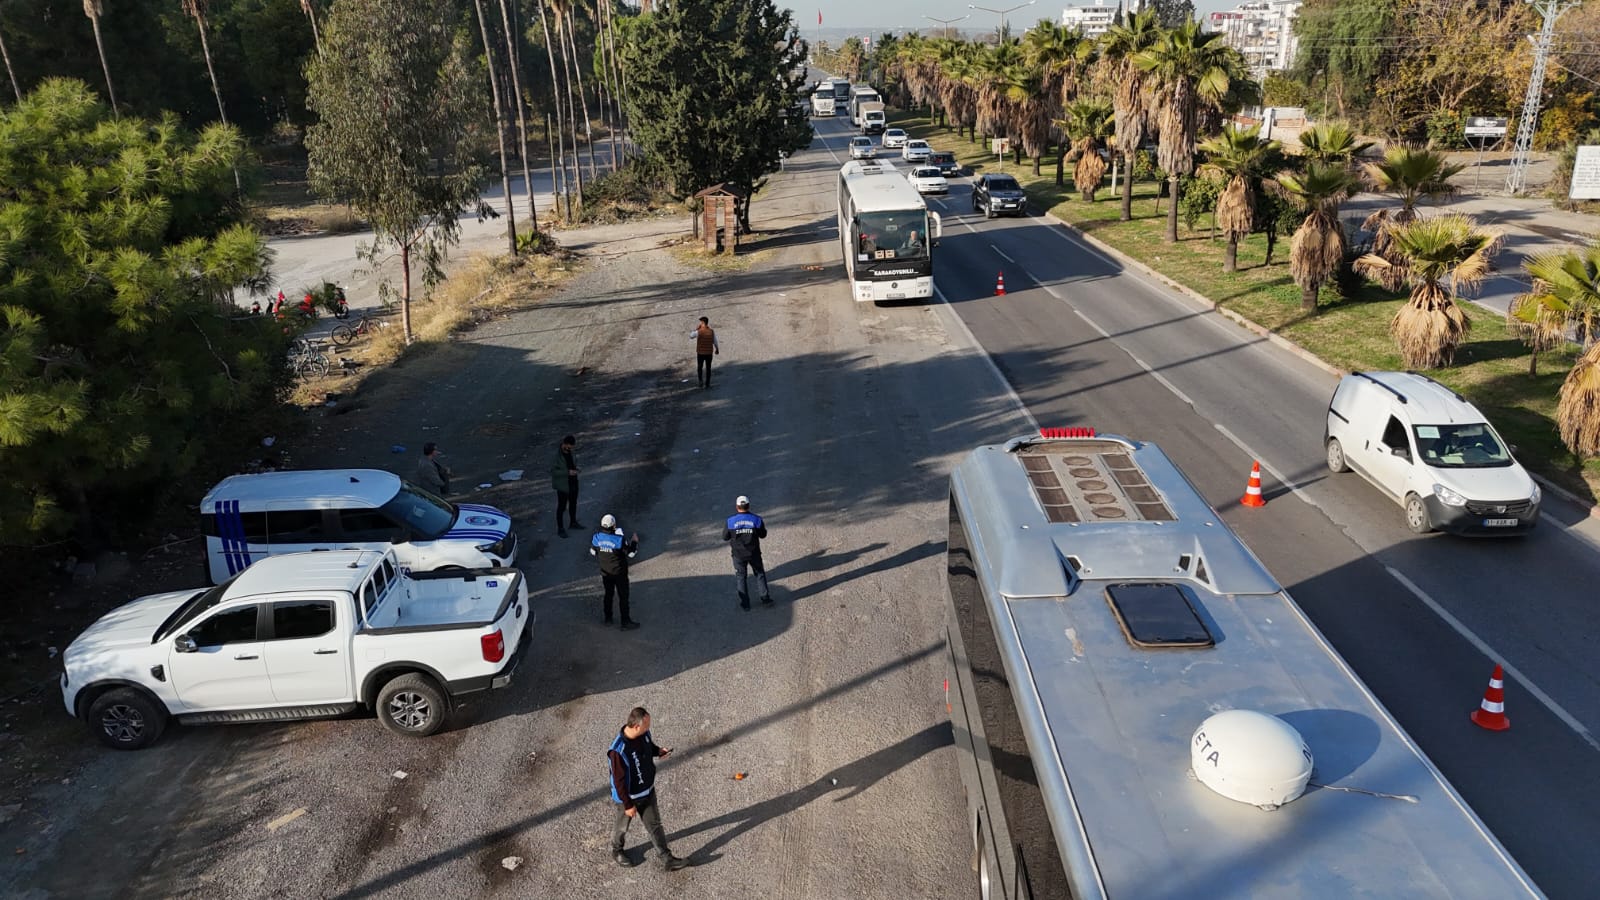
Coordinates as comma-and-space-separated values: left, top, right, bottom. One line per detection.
331, 311, 384, 346
287, 338, 332, 381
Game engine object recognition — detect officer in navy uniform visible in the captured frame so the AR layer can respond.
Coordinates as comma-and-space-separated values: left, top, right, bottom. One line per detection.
590, 513, 641, 629
722, 495, 771, 610
607, 706, 690, 871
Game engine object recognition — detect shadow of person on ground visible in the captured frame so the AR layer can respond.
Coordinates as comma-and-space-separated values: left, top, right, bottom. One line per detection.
775, 541, 945, 602
668, 721, 953, 866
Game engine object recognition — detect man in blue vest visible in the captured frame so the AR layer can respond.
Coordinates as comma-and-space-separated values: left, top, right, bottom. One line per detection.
590, 513, 640, 629
607, 706, 689, 871
722, 495, 771, 610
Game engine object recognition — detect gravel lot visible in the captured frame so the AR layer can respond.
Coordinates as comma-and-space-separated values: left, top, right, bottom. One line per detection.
2, 131, 996, 899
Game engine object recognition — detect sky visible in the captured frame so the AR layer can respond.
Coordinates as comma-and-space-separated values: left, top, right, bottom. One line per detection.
802, 0, 1238, 32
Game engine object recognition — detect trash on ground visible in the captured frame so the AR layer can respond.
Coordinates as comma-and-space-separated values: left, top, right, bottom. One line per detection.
498, 470, 524, 481
477, 483, 493, 490
733, 772, 747, 781
501, 856, 523, 871
261, 436, 276, 447
266, 808, 307, 832
390, 444, 406, 454
392, 770, 408, 780
46, 647, 58, 659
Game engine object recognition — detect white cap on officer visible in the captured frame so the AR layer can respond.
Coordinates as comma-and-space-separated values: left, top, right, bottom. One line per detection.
601, 514, 617, 529
736, 495, 750, 507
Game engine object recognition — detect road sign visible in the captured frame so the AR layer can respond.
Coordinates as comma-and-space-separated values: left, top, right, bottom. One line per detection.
1464, 116, 1509, 137
1570, 145, 1600, 200
991, 138, 1010, 155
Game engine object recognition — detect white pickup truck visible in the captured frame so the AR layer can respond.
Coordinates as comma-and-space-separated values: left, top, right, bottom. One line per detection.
60, 549, 531, 749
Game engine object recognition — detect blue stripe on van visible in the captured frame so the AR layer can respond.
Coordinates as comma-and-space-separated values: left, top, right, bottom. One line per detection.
218, 499, 252, 575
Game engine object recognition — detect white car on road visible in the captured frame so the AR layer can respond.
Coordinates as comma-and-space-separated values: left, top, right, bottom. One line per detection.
849, 136, 877, 159
902, 140, 932, 163
61, 549, 531, 749
882, 128, 909, 149
907, 165, 949, 195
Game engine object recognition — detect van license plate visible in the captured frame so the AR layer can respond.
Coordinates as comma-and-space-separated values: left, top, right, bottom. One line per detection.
1484, 518, 1519, 527
887, 293, 906, 299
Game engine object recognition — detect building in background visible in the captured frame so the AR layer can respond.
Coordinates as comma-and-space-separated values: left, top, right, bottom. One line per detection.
1204, 1, 1302, 75
1059, 0, 1147, 38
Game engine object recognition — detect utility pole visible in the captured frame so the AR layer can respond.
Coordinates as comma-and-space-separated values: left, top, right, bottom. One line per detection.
1507, 0, 1579, 195
923, 13, 970, 40
969, 0, 1034, 43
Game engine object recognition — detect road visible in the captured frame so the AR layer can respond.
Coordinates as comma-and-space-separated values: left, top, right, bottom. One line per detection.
4, 97, 1596, 899
810, 110, 1600, 897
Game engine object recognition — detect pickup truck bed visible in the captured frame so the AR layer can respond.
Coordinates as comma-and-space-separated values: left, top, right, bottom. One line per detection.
363, 568, 522, 631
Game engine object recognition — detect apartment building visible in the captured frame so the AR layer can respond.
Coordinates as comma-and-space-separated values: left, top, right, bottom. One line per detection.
1205, 0, 1302, 74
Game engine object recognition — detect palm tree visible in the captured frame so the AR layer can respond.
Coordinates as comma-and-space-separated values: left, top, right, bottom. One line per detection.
181, 0, 227, 125
1296, 120, 1372, 168
1359, 147, 1464, 291
561, 1, 598, 178
937, 43, 980, 140
1510, 247, 1600, 376
536, 0, 573, 218
1064, 100, 1113, 201
1024, 22, 1094, 186
1100, 8, 1161, 222
1559, 343, 1600, 457
82, 0, 119, 116
1354, 214, 1500, 369
1199, 125, 1285, 272
1, 25, 22, 102
1278, 162, 1360, 313
1135, 19, 1238, 243
300, 0, 324, 56
471, 0, 518, 254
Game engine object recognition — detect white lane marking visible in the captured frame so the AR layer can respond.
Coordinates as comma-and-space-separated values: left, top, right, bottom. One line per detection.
1385, 567, 1600, 753
1036, 218, 1600, 751
991, 245, 1016, 264
932, 284, 1037, 433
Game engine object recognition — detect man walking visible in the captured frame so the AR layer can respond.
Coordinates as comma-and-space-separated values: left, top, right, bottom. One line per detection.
690, 316, 719, 389
723, 495, 771, 610
590, 514, 641, 629
550, 434, 582, 537
414, 442, 452, 496
606, 706, 689, 871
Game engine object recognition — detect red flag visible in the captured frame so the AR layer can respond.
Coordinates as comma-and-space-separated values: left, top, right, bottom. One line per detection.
818, 10, 823, 25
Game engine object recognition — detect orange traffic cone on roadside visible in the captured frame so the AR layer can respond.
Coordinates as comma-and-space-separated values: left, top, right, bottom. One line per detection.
1471, 664, 1510, 732
1239, 460, 1267, 508
995, 271, 1006, 296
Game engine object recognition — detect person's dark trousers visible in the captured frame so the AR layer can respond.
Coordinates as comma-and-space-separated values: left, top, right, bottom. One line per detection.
697, 354, 713, 388
602, 573, 631, 623
556, 477, 580, 530
733, 555, 770, 609
611, 791, 671, 860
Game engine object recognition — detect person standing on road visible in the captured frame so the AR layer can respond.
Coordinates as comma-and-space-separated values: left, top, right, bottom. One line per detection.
551, 434, 582, 537
690, 316, 720, 389
723, 495, 771, 610
607, 706, 690, 872
414, 442, 452, 496
590, 513, 641, 629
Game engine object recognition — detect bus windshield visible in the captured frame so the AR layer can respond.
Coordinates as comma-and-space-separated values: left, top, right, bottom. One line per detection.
855, 211, 928, 261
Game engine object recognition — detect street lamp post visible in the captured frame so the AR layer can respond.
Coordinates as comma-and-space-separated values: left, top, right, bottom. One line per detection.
923, 13, 970, 40
968, 0, 1035, 43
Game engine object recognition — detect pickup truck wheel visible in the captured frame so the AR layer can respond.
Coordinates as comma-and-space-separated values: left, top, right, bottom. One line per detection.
377, 673, 448, 737
88, 688, 167, 750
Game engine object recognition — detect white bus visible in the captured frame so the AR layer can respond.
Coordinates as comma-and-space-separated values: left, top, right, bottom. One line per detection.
836, 160, 942, 303
828, 78, 852, 114
946, 429, 1543, 899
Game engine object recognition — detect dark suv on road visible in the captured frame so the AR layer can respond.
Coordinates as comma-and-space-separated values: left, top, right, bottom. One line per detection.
972, 173, 1027, 218
930, 151, 961, 176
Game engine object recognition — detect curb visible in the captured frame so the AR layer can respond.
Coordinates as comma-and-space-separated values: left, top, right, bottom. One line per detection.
1039, 209, 1600, 522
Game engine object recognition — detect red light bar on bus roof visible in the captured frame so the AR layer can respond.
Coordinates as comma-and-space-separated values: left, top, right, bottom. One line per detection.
1038, 427, 1096, 439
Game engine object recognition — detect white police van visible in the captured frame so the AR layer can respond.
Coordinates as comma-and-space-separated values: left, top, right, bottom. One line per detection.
199, 469, 519, 584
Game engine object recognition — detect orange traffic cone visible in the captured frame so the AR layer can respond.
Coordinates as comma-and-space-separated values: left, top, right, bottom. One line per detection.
1239, 460, 1267, 508
995, 271, 1006, 296
1471, 664, 1510, 731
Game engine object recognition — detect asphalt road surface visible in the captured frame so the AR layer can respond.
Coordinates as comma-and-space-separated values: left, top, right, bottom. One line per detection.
6, 103, 1598, 899
807, 110, 1600, 897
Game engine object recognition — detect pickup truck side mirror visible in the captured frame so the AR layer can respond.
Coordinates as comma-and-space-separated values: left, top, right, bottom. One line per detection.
174, 635, 198, 653
1390, 446, 1411, 461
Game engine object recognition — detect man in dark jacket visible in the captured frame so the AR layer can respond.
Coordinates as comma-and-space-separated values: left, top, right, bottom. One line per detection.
590, 513, 640, 629
607, 706, 689, 871
722, 495, 771, 610
550, 434, 582, 537
414, 442, 451, 496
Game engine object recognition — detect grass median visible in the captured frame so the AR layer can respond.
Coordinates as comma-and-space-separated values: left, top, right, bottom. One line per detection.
895, 112, 1600, 502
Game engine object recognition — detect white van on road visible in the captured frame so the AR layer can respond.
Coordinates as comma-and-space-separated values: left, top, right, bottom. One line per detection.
200, 469, 518, 583
1324, 371, 1540, 535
